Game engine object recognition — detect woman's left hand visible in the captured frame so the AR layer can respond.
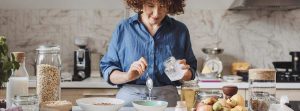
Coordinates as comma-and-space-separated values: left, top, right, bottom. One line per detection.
177, 59, 193, 81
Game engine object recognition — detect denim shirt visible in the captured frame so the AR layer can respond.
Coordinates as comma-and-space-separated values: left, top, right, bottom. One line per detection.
100, 14, 197, 87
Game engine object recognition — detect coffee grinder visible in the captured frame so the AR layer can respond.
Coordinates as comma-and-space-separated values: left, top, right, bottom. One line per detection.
290, 51, 300, 80
73, 37, 91, 81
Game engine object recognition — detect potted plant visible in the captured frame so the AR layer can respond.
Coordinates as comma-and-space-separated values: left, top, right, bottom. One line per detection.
0, 36, 20, 108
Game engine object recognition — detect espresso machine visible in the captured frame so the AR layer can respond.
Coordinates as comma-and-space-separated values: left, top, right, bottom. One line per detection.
73, 37, 91, 81
273, 51, 300, 82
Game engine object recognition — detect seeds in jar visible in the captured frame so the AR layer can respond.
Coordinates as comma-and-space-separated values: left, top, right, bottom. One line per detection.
37, 64, 60, 103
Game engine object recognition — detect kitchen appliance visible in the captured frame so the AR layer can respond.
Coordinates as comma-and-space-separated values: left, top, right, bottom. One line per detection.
273, 51, 300, 82
201, 48, 224, 78
229, 0, 300, 11
290, 52, 300, 75
73, 37, 91, 81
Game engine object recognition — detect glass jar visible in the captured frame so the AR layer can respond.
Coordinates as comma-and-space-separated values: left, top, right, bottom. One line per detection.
181, 80, 199, 111
36, 45, 62, 103
12, 95, 39, 111
248, 69, 276, 111
164, 56, 184, 81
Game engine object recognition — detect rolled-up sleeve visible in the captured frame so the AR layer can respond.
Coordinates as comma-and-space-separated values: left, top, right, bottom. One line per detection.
100, 25, 122, 85
184, 28, 197, 80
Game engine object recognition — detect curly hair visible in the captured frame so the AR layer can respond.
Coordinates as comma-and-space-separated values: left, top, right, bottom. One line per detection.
124, 0, 186, 15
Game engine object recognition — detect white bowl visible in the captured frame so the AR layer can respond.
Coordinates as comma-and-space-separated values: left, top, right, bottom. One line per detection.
132, 100, 168, 111
76, 97, 124, 111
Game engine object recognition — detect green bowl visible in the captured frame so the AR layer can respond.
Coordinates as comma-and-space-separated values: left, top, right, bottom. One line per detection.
132, 100, 168, 111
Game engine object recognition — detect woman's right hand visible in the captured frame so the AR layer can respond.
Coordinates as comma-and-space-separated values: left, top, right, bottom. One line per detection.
127, 57, 148, 81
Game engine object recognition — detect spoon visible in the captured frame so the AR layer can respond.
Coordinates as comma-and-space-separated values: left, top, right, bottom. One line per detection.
146, 73, 153, 101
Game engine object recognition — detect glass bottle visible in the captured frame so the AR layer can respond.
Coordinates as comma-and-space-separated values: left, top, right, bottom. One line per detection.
36, 45, 61, 103
6, 52, 29, 108
248, 69, 276, 111
181, 80, 199, 111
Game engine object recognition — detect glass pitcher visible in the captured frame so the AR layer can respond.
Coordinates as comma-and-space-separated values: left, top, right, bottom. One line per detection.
36, 45, 62, 103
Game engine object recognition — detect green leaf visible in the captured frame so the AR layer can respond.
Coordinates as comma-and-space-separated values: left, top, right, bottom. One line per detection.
0, 36, 20, 85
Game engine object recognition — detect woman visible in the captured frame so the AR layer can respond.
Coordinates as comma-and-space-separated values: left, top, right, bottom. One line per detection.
100, 0, 197, 107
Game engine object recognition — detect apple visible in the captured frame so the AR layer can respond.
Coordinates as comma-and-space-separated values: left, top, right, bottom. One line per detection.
230, 94, 245, 107
196, 105, 213, 111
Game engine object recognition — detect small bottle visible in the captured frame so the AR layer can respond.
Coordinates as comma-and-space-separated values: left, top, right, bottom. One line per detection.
175, 101, 188, 111
6, 52, 29, 108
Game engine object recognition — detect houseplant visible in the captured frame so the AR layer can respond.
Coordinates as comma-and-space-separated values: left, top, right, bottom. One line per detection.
0, 36, 20, 87
0, 36, 19, 108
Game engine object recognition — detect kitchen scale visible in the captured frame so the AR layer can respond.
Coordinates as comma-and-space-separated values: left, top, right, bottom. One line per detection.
200, 48, 224, 81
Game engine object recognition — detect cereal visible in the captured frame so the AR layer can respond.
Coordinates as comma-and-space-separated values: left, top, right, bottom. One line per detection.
37, 64, 60, 103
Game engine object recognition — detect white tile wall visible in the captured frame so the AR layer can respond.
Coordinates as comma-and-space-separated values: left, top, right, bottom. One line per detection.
1, 2, 300, 76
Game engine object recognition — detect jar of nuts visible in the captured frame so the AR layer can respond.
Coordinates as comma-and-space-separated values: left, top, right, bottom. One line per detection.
248, 69, 276, 111
36, 45, 62, 104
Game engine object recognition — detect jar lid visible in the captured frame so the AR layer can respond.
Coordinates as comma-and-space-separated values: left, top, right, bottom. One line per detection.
36, 45, 60, 53
249, 69, 276, 80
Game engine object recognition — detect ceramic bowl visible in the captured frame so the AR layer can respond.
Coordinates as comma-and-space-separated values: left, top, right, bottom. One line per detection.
76, 97, 124, 111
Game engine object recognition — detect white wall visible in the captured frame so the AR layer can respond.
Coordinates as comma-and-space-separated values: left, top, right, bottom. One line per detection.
0, 0, 234, 10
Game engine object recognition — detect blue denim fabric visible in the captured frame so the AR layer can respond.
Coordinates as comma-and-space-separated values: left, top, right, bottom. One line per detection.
100, 14, 197, 87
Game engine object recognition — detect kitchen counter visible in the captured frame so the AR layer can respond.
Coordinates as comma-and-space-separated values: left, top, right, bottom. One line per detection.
197, 82, 300, 89
27, 76, 300, 89
72, 106, 175, 111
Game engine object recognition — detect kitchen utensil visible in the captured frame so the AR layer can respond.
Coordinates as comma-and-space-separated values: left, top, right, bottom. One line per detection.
201, 48, 224, 78
146, 73, 153, 101
73, 36, 91, 81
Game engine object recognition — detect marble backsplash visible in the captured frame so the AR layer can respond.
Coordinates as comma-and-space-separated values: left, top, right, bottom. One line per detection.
1, 9, 300, 76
